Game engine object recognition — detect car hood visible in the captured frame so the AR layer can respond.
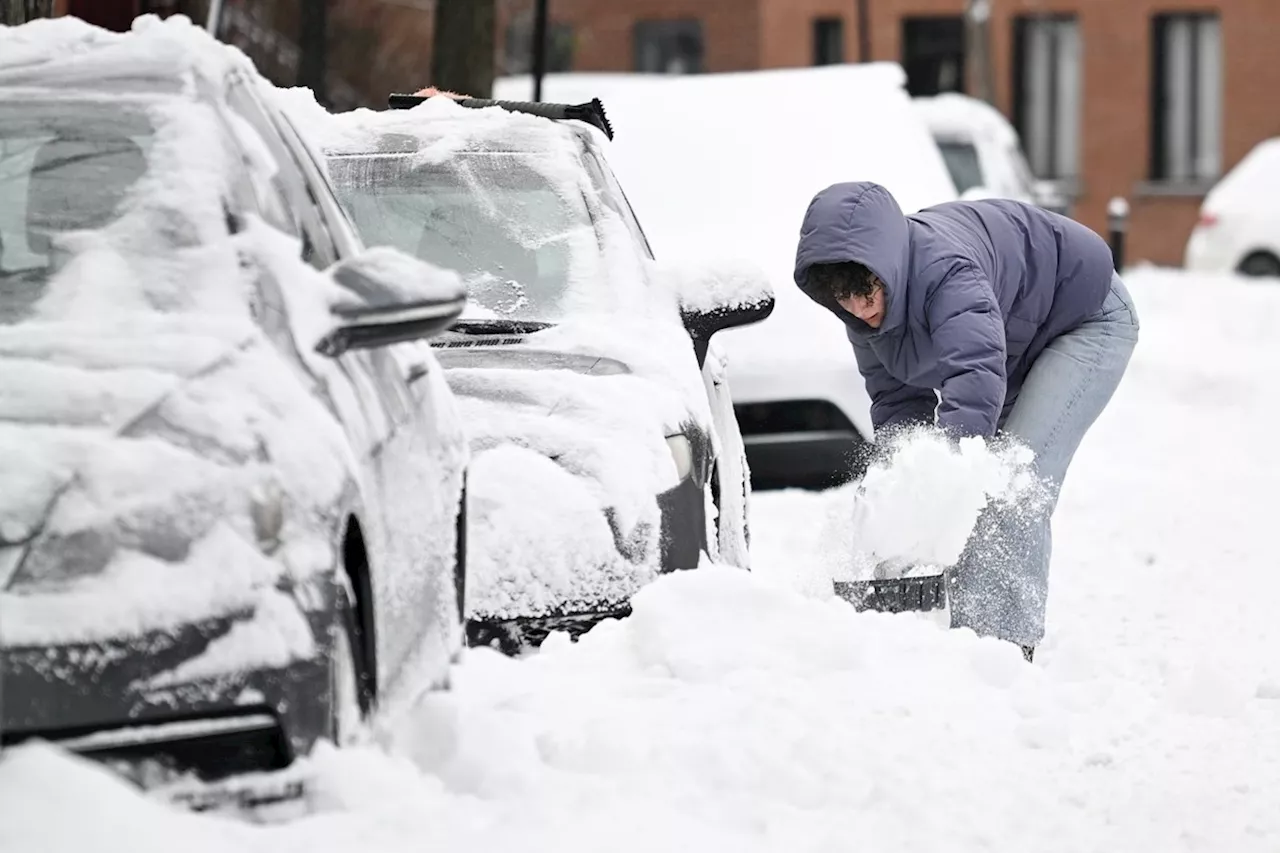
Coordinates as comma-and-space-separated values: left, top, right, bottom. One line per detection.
433, 345, 633, 381
434, 343, 694, 502
437, 339, 701, 611
0, 319, 354, 649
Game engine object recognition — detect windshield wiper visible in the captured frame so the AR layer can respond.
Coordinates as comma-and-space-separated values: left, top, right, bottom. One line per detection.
448, 319, 553, 335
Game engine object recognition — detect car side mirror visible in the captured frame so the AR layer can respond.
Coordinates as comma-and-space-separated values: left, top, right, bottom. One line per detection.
316, 247, 467, 357
658, 257, 776, 367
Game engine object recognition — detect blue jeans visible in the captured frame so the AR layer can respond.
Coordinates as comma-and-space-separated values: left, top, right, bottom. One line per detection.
948, 272, 1140, 646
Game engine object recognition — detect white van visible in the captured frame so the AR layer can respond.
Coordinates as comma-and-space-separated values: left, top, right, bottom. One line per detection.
914, 92, 1068, 214
498, 64, 959, 489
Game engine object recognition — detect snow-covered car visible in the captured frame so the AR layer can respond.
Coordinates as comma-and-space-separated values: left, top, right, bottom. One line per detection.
1185, 138, 1280, 278
279, 91, 774, 652
512, 65, 956, 489
0, 16, 469, 806
914, 92, 1069, 214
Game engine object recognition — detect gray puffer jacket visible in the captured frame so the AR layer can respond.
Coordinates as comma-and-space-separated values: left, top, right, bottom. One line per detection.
794, 181, 1114, 438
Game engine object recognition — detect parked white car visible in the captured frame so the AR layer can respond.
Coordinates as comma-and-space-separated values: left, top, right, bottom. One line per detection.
914, 93, 1069, 214
506, 64, 958, 488
1184, 138, 1280, 278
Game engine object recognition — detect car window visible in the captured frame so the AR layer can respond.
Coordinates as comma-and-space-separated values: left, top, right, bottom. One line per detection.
0, 105, 155, 324
580, 143, 656, 259
936, 140, 985, 195
328, 149, 600, 323
273, 109, 362, 259
224, 79, 337, 269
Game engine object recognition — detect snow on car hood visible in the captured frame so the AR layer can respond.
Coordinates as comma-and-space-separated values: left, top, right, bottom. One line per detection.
438, 318, 710, 620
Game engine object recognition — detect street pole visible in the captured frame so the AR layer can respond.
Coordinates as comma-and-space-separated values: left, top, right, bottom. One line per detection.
965, 0, 995, 103
856, 0, 870, 63
532, 0, 548, 101
205, 0, 223, 34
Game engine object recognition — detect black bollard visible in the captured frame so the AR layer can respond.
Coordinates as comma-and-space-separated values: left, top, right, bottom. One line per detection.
1108, 196, 1129, 273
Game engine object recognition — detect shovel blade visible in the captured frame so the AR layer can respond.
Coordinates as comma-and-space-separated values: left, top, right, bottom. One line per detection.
834, 573, 947, 614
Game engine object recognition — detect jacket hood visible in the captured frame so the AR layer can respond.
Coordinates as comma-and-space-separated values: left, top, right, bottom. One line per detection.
793, 181, 912, 336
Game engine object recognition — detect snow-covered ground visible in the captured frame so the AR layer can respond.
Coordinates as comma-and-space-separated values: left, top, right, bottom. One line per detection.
2, 263, 1277, 849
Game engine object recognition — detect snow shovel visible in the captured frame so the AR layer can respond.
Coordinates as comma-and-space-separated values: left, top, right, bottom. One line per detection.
830, 479, 949, 614
833, 571, 948, 614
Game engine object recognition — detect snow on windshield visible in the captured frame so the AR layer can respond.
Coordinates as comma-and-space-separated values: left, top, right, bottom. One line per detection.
326, 149, 599, 324
274, 89, 663, 324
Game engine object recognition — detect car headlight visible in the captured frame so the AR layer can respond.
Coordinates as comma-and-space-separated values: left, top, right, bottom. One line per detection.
666, 434, 694, 482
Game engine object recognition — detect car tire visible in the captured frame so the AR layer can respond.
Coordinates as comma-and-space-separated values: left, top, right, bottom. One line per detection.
454, 476, 468, 624
330, 603, 365, 748
1238, 252, 1280, 278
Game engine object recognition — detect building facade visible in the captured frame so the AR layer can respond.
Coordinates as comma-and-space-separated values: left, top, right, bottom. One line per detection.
500, 0, 1280, 268
52, 0, 1280, 266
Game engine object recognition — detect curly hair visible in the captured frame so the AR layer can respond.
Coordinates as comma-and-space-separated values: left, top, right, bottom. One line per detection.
805, 261, 878, 304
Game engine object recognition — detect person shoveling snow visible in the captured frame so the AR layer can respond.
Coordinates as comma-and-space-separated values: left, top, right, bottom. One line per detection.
793, 181, 1140, 660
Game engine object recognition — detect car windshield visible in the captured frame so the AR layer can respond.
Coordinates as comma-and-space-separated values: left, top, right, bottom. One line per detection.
328, 145, 639, 324
937, 140, 985, 195
0, 102, 155, 325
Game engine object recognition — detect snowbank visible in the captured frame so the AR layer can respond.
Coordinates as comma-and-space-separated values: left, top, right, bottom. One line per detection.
464, 444, 657, 620
6, 548, 1278, 851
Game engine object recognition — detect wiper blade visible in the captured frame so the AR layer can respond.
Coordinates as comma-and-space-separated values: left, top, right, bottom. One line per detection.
448, 319, 552, 335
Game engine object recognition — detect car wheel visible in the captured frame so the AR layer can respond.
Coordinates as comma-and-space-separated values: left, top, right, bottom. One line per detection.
1238, 252, 1280, 278
330, 605, 365, 747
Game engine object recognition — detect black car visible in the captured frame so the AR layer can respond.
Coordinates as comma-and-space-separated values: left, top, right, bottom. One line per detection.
0, 19, 469, 809
282, 92, 775, 654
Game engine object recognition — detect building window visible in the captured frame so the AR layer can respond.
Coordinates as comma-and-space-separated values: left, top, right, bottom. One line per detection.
503, 15, 575, 76
1151, 13, 1222, 183
813, 17, 844, 66
901, 16, 965, 96
633, 19, 704, 74
1012, 15, 1082, 181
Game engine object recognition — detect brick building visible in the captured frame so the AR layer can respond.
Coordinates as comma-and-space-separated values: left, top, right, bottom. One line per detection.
50, 0, 1280, 266
500, 0, 1280, 267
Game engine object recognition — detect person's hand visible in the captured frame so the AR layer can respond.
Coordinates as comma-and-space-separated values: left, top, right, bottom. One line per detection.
413, 86, 469, 100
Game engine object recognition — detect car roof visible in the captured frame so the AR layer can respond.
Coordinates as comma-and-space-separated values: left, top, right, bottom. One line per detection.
324, 115, 599, 160
0, 14, 252, 100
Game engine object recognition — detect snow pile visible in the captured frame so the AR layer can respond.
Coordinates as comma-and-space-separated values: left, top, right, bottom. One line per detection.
273, 84, 608, 163
7, 546, 1280, 850
444, 319, 711, 619
0, 13, 254, 95
464, 444, 657, 619
819, 429, 1048, 580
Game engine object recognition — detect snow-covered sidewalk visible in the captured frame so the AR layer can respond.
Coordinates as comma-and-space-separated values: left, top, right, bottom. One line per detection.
2, 266, 1278, 852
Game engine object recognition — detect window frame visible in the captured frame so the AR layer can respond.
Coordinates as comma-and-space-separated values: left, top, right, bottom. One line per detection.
1149, 11, 1223, 185
633, 18, 705, 74
813, 17, 845, 66
1010, 13, 1082, 183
